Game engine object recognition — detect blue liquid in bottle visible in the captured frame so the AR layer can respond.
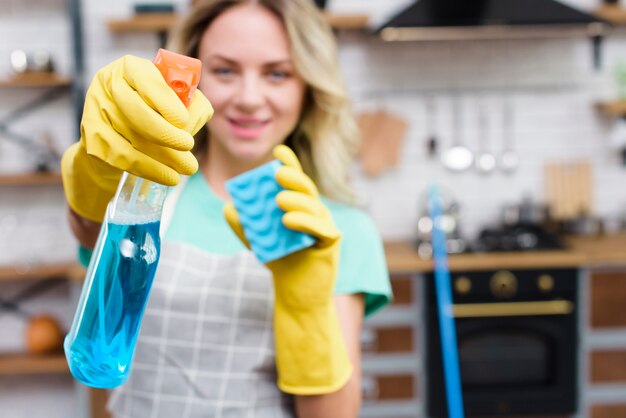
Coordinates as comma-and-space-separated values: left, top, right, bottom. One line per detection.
64, 219, 161, 388
65, 172, 167, 388
64, 49, 201, 388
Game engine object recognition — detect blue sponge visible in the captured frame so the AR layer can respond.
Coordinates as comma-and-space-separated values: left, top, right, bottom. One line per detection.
225, 160, 316, 263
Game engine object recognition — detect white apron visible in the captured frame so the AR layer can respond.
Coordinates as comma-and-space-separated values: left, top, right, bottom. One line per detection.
107, 179, 295, 418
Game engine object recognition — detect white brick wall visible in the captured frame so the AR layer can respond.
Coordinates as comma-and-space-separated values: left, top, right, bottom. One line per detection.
1, 0, 626, 416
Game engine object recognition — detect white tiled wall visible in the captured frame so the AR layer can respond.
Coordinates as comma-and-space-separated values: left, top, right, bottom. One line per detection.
1, 0, 625, 416
335, 0, 626, 241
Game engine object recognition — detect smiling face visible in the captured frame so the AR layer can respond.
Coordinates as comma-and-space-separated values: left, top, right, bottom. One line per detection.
197, 3, 307, 170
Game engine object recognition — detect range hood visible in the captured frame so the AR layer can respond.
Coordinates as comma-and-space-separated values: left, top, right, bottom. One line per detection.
377, 0, 608, 42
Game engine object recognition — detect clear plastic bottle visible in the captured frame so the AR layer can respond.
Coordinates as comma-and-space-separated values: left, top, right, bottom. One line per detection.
64, 174, 166, 388
64, 49, 201, 388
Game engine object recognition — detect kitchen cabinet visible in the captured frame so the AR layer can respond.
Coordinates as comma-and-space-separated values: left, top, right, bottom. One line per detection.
587, 267, 626, 417
361, 273, 421, 417
592, 405, 626, 418
590, 270, 626, 328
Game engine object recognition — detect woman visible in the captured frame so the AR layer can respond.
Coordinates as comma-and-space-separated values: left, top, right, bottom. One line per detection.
61, 0, 391, 417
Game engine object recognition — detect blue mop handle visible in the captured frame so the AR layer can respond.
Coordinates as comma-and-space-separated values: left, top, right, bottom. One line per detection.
428, 184, 464, 418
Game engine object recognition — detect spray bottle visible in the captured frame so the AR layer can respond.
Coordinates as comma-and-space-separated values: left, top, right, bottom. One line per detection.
64, 49, 201, 388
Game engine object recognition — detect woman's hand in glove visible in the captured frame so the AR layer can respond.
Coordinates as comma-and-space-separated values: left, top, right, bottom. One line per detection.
224, 145, 352, 395
62, 55, 213, 222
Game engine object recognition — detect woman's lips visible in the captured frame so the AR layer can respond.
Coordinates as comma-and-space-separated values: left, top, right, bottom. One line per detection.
228, 117, 269, 139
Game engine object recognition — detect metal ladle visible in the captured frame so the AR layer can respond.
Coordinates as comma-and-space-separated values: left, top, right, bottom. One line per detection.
500, 98, 519, 174
475, 101, 496, 175
442, 96, 473, 172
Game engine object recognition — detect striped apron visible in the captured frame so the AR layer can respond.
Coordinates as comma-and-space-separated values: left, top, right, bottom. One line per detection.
107, 180, 295, 418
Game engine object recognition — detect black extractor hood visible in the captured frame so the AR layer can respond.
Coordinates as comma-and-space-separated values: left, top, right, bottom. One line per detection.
377, 0, 608, 41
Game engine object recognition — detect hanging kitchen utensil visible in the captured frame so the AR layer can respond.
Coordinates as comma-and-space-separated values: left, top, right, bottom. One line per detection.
429, 184, 465, 418
442, 96, 473, 172
475, 100, 496, 175
358, 109, 407, 177
426, 95, 438, 159
500, 98, 519, 174
544, 161, 593, 221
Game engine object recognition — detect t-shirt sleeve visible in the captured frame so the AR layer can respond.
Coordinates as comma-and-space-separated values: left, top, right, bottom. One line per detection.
78, 245, 93, 268
329, 201, 393, 317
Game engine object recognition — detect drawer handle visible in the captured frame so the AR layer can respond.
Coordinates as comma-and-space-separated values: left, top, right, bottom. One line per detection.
360, 328, 378, 351
452, 300, 574, 318
361, 376, 379, 400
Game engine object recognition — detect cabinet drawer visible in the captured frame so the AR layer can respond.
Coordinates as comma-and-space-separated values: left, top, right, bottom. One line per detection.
591, 350, 626, 383
361, 374, 416, 401
591, 271, 626, 328
390, 275, 413, 305
361, 326, 414, 354
591, 404, 626, 418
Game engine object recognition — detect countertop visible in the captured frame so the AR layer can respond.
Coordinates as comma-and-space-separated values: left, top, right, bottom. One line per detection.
384, 233, 626, 274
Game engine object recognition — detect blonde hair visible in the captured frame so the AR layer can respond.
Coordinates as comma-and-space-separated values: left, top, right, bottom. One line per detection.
168, 0, 361, 203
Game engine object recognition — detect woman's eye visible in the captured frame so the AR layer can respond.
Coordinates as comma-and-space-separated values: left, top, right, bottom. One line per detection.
213, 67, 234, 77
268, 70, 289, 80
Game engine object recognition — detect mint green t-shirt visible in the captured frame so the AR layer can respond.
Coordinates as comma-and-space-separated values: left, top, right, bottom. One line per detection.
81, 172, 392, 316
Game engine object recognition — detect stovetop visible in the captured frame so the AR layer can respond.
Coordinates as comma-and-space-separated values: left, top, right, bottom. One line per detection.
415, 222, 566, 258
473, 223, 565, 253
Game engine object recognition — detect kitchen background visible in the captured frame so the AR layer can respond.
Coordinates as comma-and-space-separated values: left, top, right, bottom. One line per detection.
2, 0, 626, 417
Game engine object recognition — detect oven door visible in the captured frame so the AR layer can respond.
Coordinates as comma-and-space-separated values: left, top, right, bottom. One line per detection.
426, 286, 578, 417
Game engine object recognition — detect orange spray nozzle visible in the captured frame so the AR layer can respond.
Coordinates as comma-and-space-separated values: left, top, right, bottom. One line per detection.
153, 48, 202, 108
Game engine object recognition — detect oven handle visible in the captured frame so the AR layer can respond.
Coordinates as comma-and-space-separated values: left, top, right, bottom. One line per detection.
452, 300, 574, 318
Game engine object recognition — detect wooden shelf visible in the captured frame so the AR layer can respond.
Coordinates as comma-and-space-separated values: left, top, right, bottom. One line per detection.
596, 100, 626, 117
0, 352, 68, 375
384, 234, 626, 274
595, 4, 626, 25
0, 172, 62, 186
384, 241, 585, 274
0, 73, 72, 88
0, 262, 81, 281
379, 24, 606, 42
107, 13, 180, 33
322, 12, 369, 30
107, 12, 369, 33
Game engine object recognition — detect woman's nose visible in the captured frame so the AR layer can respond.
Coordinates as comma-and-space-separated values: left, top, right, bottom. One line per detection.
235, 74, 264, 110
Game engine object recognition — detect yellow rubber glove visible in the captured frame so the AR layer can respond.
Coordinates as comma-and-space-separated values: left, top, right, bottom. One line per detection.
224, 145, 352, 395
61, 55, 213, 222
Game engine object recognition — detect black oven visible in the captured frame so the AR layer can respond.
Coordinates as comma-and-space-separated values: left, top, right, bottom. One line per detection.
425, 268, 579, 417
